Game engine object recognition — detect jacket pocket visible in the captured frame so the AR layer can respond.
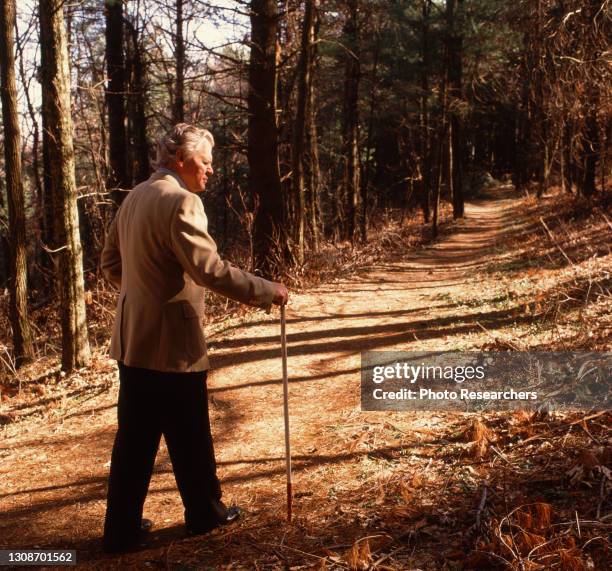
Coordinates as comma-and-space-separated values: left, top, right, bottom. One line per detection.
180, 300, 206, 358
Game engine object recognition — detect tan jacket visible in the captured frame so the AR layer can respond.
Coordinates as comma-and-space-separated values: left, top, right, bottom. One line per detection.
101, 169, 277, 372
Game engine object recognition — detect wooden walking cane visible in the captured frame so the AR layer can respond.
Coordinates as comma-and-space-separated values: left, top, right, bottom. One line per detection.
280, 303, 292, 522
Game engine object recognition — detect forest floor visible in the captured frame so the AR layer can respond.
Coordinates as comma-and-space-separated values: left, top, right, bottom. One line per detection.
0, 185, 610, 570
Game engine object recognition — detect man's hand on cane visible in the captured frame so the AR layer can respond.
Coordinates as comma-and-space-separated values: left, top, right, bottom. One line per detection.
272, 283, 289, 306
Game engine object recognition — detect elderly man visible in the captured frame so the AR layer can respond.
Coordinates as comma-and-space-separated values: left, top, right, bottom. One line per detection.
101, 123, 288, 553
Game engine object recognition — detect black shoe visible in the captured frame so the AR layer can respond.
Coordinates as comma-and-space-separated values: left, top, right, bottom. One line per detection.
103, 520, 153, 553
187, 506, 243, 536
222, 506, 242, 526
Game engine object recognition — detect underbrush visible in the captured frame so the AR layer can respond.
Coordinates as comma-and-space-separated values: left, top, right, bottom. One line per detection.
320, 411, 612, 570
481, 188, 611, 352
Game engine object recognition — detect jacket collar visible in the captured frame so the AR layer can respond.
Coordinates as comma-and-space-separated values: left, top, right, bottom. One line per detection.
153, 167, 189, 191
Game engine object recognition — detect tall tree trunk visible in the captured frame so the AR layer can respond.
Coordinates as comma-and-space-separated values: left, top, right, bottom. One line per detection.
420, 0, 432, 223
41, 103, 55, 292
291, 0, 317, 264
581, 109, 598, 197
361, 26, 380, 241
173, 0, 185, 123
431, 125, 445, 239
105, 0, 129, 206
0, 0, 35, 365
126, 18, 150, 183
446, 0, 464, 218
432, 113, 447, 240
221, 112, 230, 251
248, 0, 285, 277
40, 0, 91, 371
343, 0, 360, 243
561, 119, 573, 193
305, 6, 321, 253
514, 59, 531, 194
14, 17, 46, 291
0, 180, 10, 287
432, 37, 449, 239
305, 109, 321, 252
534, 0, 547, 199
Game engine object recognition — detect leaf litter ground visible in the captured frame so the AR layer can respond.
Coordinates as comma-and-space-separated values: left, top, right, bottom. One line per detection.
0, 185, 610, 570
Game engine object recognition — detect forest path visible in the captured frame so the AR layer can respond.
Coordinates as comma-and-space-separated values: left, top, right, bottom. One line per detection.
209, 185, 518, 489
0, 185, 526, 567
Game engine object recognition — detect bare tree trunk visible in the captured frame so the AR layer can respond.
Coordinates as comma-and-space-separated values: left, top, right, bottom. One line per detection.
447, 0, 464, 218
305, 10, 321, 253
561, 120, 572, 193
420, 0, 432, 223
40, 0, 91, 371
534, 0, 547, 199
248, 0, 285, 277
14, 18, 46, 291
361, 25, 380, 241
432, 126, 445, 239
105, 0, 129, 206
291, 0, 317, 264
126, 17, 150, 184
173, 0, 185, 123
221, 112, 230, 251
581, 108, 598, 197
0, 181, 10, 287
515, 74, 532, 194
41, 105, 56, 293
432, 119, 446, 239
0, 0, 35, 366
343, 0, 360, 243
432, 38, 449, 239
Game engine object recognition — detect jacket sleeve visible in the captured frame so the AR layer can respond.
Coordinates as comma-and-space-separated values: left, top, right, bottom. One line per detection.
169, 192, 276, 310
101, 211, 122, 289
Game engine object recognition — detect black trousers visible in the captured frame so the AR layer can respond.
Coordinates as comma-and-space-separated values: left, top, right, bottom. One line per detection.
103, 363, 227, 550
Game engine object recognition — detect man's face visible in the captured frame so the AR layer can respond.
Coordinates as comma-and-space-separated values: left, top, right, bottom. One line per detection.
177, 142, 214, 194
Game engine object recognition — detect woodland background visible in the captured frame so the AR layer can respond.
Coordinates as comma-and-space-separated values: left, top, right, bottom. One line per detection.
0, 2, 611, 569
0, 0, 610, 369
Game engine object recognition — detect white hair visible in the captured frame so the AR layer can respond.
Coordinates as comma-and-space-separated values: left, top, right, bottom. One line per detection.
154, 123, 214, 168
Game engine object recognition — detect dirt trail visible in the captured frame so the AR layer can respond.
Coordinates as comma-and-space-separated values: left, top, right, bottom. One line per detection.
0, 186, 525, 566
210, 187, 518, 482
